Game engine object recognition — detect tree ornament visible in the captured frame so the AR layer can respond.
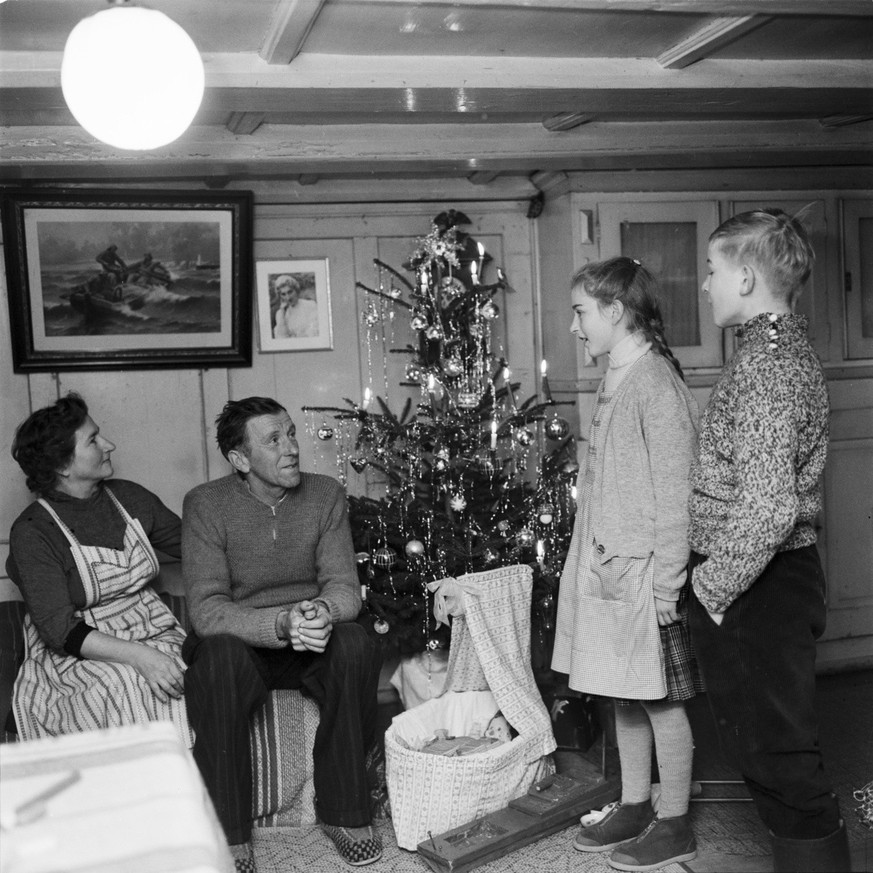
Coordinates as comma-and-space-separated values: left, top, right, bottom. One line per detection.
373, 547, 397, 569
497, 519, 511, 535
545, 416, 571, 440
514, 427, 534, 446
483, 548, 499, 564
363, 308, 380, 327
355, 551, 371, 564
439, 275, 465, 299
316, 425, 334, 441
457, 391, 479, 409
449, 493, 467, 512
517, 528, 535, 547
434, 457, 448, 474
561, 459, 580, 476
427, 638, 442, 650
480, 301, 499, 320
405, 539, 426, 557
410, 312, 429, 331
349, 457, 369, 473
387, 285, 402, 299
406, 362, 424, 381
374, 618, 390, 634
443, 356, 464, 378
538, 503, 555, 525
425, 325, 442, 341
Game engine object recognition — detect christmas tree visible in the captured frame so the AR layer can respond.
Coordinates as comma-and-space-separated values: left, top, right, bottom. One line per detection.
303, 210, 578, 690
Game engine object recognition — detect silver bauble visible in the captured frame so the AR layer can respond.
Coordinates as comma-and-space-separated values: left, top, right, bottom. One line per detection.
373, 547, 397, 569
545, 416, 571, 440
514, 427, 534, 446
404, 539, 426, 557
443, 357, 464, 378
517, 528, 535, 547
538, 503, 555, 525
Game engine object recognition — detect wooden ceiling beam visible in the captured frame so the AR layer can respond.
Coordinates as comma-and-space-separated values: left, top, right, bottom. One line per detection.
819, 114, 873, 128
259, 0, 326, 65
3, 119, 869, 173
3, 84, 869, 125
468, 171, 500, 184
3, 52, 867, 93
657, 16, 772, 70
226, 112, 266, 135
543, 113, 594, 132
348, 0, 873, 16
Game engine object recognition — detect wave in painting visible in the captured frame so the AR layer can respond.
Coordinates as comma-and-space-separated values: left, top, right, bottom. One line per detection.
41, 263, 223, 337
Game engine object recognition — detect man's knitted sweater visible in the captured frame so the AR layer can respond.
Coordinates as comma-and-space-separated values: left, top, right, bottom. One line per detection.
689, 312, 829, 613
181, 472, 361, 649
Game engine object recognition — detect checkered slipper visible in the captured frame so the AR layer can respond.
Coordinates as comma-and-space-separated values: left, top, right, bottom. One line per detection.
321, 824, 383, 866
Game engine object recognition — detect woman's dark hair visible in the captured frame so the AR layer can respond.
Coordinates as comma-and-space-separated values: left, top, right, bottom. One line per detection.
215, 396, 287, 459
12, 393, 90, 495
571, 256, 685, 380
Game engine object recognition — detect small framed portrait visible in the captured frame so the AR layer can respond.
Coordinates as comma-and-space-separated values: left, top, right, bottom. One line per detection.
256, 258, 333, 352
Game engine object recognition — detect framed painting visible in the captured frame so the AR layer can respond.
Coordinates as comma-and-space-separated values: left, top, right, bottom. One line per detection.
1, 188, 253, 372
256, 258, 333, 352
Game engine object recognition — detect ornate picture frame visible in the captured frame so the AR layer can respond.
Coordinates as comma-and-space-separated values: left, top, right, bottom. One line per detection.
1, 188, 253, 372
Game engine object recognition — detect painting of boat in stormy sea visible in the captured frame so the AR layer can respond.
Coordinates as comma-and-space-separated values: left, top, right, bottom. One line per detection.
38, 220, 223, 337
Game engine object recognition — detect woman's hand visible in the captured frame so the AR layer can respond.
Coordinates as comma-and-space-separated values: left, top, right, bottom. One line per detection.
654, 596, 680, 627
79, 631, 186, 703
128, 645, 186, 703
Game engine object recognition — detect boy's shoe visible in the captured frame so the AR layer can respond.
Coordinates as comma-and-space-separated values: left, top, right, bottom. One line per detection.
607, 814, 698, 871
574, 800, 654, 852
321, 823, 383, 866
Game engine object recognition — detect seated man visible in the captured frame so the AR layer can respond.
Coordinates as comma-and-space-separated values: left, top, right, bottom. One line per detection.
182, 396, 382, 870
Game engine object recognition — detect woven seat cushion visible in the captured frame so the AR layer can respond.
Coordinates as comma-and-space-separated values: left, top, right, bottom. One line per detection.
0, 596, 318, 827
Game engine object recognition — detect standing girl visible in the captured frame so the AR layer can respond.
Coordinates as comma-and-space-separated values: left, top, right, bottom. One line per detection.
552, 257, 702, 872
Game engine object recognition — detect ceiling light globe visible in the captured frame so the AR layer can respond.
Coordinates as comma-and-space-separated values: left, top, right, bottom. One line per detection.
61, 4, 204, 150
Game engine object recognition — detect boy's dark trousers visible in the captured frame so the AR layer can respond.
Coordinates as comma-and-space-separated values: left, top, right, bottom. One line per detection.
687, 546, 842, 841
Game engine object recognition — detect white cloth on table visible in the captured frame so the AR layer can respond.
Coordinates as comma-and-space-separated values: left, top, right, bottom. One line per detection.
0, 721, 231, 873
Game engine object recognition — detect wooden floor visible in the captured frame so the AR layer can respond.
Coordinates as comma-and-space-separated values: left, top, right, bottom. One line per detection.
553, 668, 873, 873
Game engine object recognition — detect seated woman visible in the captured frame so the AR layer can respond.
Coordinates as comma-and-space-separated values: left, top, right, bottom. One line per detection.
7, 393, 191, 746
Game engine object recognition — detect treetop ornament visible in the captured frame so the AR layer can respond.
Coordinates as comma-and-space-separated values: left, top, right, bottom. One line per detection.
302, 210, 578, 688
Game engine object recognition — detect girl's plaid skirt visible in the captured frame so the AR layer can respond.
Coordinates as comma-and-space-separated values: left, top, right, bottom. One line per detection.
617, 579, 705, 705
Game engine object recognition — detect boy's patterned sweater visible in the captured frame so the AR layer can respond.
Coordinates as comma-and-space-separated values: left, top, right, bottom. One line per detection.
689, 312, 829, 613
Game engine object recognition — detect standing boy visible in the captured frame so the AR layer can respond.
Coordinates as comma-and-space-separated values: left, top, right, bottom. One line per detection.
688, 209, 850, 873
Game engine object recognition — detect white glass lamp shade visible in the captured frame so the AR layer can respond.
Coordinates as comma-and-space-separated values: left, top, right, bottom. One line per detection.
61, 4, 205, 150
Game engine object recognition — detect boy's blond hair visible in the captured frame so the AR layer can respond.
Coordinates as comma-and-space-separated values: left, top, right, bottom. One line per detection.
709, 208, 814, 304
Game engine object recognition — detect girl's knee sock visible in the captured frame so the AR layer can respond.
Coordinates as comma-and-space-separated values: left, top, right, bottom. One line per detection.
642, 699, 694, 818
614, 700, 654, 804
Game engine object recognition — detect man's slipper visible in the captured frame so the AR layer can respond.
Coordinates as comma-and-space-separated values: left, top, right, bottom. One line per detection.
321, 823, 383, 867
